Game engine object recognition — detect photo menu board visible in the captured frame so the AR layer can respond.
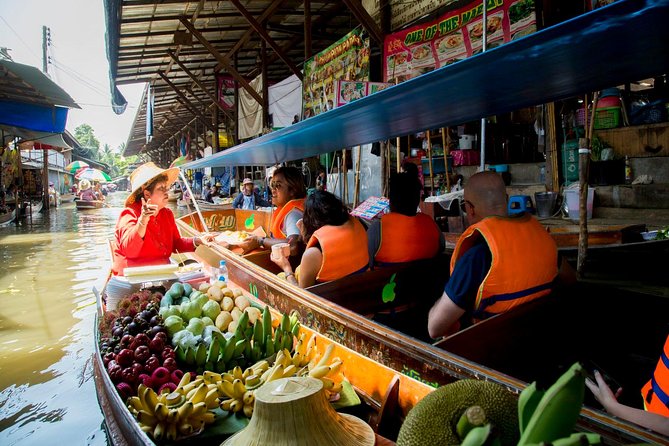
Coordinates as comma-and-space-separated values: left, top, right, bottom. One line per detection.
384, 0, 537, 82
303, 29, 370, 118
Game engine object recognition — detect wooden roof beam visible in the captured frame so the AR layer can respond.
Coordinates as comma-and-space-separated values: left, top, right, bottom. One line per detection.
180, 17, 264, 106
158, 71, 215, 132
341, 0, 384, 45
228, 0, 303, 80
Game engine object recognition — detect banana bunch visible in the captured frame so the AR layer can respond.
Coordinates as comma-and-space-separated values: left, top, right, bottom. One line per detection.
248, 307, 298, 362
126, 373, 220, 442
303, 343, 344, 395
217, 362, 270, 418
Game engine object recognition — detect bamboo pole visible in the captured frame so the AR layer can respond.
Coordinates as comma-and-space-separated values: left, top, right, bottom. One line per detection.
545, 103, 559, 191
577, 92, 599, 275
179, 170, 210, 234
426, 130, 435, 195
441, 128, 450, 192
342, 149, 348, 206
395, 136, 401, 173
353, 145, 362, 207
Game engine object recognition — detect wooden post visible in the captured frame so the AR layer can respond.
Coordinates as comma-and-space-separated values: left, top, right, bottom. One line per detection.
304, 0, 312, 60
395, 136, 401, 173
441, 128, 450, 192
426, 130, 435, 195
42, 146, 49, 214
545, 103, 558, 191
577, 92, 599, 275
342, 149, 348, 206
353, 145, 362, 207
261, 37, 269, 129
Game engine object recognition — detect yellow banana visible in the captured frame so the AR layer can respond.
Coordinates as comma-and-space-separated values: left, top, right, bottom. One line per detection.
199, 411, 216, 424
267, 364, 285, 382
331, 381, 343, 393
140, 425, 153, 434
127, 396, 143, 413
319, 377, 335, 390
204, 388, 219, 409
316, 344, 335, 368
242, 368, 252, 379
153, 422, 166, 441
176, 401, 194, 423
178, 423, 194, 436
220, 398, 234, 411
252, 360, 269, 373
154, 403, 169, 421
243, 390, 255, 405
328, 360, 342, 377
275, 350, 286, 367
191, 401, 208, 417
190, 383, 209, 405
283, 364, 297, 377
202, 371, 221, 384
166, 422, 178, 441
233, 379, 247, 399
230, 399, 243, 413
292, 352, 303, 367
309, 365, 331, 379
243, 403, 254, 418
136, 385, 150, 413
222, 372, 235, 383
137, 410, 157, 427
165, 408, 178, 424
177, 371, 192, 389
233, 366, 243, 380
219, 381, 236, 399
244, 374, 261, 388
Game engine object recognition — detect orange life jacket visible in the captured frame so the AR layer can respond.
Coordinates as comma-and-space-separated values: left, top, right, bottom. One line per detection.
450, 213, 557, 321
306, 217, 369, 282
641, 334, 669, 416
375, 212, 442, 264
270, 198, 305, 239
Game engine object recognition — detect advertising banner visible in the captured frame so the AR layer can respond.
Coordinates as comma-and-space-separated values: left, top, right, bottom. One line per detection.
303, 29, 370, 118
335, 81, 393, 108
217, 75, 236, 110
384, 0, 537, 82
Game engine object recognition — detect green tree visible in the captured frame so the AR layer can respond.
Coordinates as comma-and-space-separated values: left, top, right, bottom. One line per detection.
74, 124, 100, 160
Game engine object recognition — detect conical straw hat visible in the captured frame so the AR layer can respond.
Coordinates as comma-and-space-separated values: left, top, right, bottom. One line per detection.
223, 377, 375, 446
125, 162, 179, 207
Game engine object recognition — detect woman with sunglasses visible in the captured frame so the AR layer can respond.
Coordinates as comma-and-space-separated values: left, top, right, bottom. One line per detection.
111, 162, 214, 276
272, 191, 369, 288
235, 166, 306, 256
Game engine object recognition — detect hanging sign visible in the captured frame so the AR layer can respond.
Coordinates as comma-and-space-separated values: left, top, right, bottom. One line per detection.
384, 0, 537, 82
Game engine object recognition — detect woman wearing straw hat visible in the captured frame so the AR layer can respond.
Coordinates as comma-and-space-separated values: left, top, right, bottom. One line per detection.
232, 178, 270, 210
78, 179, 96, 201
111, 162, 215, 276
233, 166, 306, 257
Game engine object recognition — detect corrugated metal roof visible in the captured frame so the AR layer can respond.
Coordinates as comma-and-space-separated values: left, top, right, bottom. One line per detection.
0, 60, 80, 109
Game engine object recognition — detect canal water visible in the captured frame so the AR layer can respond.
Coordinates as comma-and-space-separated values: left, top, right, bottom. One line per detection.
0, 192, 187, 445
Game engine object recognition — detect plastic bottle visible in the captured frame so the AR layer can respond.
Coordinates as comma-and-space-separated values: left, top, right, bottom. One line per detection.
624, 156, 632, 184
539, 165, 546, 184
217, 260, 228, 283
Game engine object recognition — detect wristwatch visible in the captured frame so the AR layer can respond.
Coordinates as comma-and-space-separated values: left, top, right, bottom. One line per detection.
259, 237, 265, 248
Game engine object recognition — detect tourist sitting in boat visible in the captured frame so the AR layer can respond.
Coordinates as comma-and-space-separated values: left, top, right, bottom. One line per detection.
94, 182, 105, 201
78, 179, 97, 201
111, 162, 215, 276
234, 166, 306, 256
367, 171, 443, 268
204, 182, 221, 203
586, 333, 669, 436
272, 190, 369, 287
232, 178, 271, 210
427, 171, 558, 338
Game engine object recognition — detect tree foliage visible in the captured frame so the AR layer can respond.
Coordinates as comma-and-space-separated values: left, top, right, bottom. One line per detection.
73, 124, 137, 179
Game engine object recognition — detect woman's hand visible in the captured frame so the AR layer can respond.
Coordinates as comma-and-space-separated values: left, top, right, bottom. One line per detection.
235, 235, 260, 253
139, 197, 158, 225
196, 233, 217, 246
271, 253, 292, 273
585, 370, 623, 412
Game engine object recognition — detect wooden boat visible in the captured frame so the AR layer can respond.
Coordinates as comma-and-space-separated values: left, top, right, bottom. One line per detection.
93, 272, 433, 445
60, 193, 76, 203
174, 208, 669, 444
0, 208, 16, 227
76, 199, 105, 210
196, 198, 234, 211
24, 200, 43, 215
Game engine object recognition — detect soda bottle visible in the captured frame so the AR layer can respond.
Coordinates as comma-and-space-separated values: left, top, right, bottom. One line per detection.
624, 156, 632, 184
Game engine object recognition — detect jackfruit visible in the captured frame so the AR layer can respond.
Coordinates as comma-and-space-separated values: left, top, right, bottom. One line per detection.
397, 379, 519, 446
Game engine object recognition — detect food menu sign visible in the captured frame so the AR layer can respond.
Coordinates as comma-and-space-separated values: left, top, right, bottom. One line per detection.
335, 81, 393, 108
384, 0, 536, 82
303, 29, 370, 118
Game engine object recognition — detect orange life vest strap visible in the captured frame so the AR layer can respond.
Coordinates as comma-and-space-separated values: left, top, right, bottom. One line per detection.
307, 217, 369, 282
642, 335, 669, 416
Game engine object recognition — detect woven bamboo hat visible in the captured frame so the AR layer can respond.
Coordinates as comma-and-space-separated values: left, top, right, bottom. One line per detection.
223, 377, 374, 446
79, 179, 91, 191
125, 162, 179, 207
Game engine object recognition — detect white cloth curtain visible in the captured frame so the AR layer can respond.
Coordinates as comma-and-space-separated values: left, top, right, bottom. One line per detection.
268, 74, 303, 128
238, 75, 264, 139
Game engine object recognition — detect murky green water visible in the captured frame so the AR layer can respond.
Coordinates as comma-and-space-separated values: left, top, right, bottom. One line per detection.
0, 192, 187, 445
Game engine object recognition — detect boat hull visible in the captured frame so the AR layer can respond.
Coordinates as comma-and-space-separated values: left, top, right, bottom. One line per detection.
76, 200, 105, 210
0, 209, 16, 227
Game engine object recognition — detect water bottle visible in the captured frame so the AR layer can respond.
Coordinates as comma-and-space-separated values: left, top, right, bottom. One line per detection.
217, 260, 228, 283
539, 165, 546, 184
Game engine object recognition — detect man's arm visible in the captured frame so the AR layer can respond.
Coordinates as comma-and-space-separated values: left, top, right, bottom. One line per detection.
428, 292, 465, 339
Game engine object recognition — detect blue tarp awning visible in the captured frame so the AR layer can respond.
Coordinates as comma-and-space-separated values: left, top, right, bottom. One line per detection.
0, 100, 69, 133
183, 0, 669, 169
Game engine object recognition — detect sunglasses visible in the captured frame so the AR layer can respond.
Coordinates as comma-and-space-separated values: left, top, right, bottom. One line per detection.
270, 182, 284, 190
460, 199, 474, 213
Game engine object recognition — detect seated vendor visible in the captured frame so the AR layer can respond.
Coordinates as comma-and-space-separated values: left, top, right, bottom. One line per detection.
78, 179, 97, 201
234, 166, 306, 256
368, 171, 444, 268
111, 162, 214, 275
232, 178, 271, 210
427, 171, 558, 338
272, 191, 369, 287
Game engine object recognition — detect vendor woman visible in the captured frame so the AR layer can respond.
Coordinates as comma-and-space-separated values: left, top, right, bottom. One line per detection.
111, 162, 214, 275
234, 166, 306, 256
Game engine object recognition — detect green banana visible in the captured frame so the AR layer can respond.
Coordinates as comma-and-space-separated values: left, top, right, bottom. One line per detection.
262, 306, 272, 342
233, 339, 247, 357
456, 406, 487, 441
518, 381, 545, 435
222, 336, 236, 363
185, 346, 196, 365
273, 329, 283, 353
237, 311, 249, 333
253, 320, 264, 349
195, 343, 207, 366
461, 423, 492, 446
291, 320, 300, 336
282, 330, 294, 351
518, 362, 586, 446
280, 313, 290, 332
265, 333, 275, 357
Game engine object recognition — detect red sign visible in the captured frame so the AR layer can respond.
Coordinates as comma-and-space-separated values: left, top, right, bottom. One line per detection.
217, 75, 235, 110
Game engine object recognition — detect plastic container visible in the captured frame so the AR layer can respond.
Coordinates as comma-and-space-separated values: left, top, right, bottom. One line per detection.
594, 107, 621, 129
564, 188, 594, 221
534, 191, 558, 218
561, 140, 579, 182
217, 260, 228, 283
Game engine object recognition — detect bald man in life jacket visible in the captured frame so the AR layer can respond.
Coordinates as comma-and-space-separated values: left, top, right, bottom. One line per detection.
427, 171, 559, 339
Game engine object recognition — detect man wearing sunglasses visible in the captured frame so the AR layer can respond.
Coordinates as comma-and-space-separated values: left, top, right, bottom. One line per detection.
428, 171, 558, 338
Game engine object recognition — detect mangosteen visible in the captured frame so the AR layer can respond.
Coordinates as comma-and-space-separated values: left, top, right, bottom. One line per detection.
149, 315, 162, 326
122, 316, 133, 326
127, 321, 139, 335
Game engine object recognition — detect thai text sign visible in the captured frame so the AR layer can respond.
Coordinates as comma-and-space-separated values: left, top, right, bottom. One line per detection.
384, 0, 536, 82
303, 29, 370, 118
